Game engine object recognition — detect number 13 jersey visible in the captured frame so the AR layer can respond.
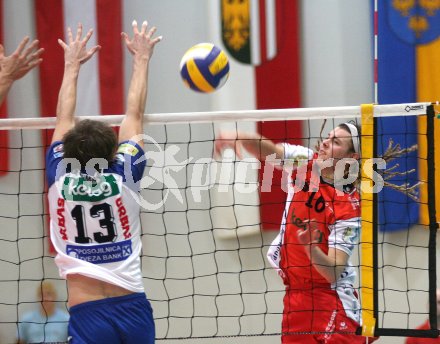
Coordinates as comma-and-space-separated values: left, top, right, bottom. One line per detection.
46, 141, 147, 293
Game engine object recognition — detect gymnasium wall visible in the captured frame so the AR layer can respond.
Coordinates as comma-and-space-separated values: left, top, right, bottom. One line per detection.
0, 1, 433, 343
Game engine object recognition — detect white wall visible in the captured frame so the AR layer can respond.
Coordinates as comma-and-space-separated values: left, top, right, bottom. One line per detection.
0, 1, 435, 344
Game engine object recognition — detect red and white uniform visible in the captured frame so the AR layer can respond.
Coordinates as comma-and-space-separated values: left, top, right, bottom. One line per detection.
267, 144, 370, 343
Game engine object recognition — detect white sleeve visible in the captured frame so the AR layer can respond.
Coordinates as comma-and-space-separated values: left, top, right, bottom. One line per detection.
282, 143, 313, 163
328, 217, 360, 256
273, 143, 313, 171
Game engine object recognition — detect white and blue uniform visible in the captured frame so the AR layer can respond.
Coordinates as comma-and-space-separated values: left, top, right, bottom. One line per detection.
46, 140, 155, 344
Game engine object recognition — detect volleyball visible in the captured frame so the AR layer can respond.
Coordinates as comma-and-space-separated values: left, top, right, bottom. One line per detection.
179, 43, 230, 93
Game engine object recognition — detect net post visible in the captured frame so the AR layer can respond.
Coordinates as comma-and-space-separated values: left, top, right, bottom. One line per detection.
360, 103, 377, 337
426, 104, 439, 333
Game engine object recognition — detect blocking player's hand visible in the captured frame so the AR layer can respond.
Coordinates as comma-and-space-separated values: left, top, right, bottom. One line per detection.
58, 23, 100, 67
121, 20, 162, 60
0, 37, 44, 81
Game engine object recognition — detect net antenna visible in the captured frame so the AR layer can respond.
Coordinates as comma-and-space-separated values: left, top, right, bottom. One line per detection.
0, 102, 438, 342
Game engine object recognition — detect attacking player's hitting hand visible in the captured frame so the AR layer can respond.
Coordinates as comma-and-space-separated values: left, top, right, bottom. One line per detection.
121, 20, 162, 60
58, 23, 101, 67
214, 130, 284, 162
0, 37, 44, 82
214, 131, 245, 160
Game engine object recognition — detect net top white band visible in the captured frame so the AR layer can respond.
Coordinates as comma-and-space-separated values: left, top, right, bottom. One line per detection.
0, 102, 431, 130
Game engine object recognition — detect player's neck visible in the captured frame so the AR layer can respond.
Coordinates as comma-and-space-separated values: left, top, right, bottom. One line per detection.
321, 168, 334, 184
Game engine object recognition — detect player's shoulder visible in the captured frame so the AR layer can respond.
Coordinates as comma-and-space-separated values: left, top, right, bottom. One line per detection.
111, 141, 145, 168
47, 141, 65, 159
46, 141, 65, 185
326, 184, 360, 218
109, 141, 146, 187
115, 141, 144, 159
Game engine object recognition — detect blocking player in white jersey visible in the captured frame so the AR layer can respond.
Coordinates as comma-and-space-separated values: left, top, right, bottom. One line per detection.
46, 21, 161, 343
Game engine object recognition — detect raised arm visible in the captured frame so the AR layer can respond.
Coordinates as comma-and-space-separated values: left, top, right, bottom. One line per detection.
215, 130, 284, 161
0, 37, 44, 106
52, 23, 100, 143
118, 20, 162, 147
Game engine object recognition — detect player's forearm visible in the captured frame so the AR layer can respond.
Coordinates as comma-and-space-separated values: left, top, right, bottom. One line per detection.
237, 132, 283, 161
56, 64, 80, 122
0, 74, 13, 106
125, 57, 149, 122
307, 246, 346, 283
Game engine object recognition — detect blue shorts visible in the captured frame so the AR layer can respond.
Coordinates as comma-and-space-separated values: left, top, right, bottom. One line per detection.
68, 293, 155, 344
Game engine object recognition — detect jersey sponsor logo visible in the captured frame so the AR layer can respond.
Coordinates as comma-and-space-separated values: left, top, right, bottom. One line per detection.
66, 240, 133, 264
53, 144, 64, 158
289, 209, 307, 230
54, 144, 64, 153
61, 175, 120, 202
342, 226, 358, 252
117, 143, 139, 156
348, 195, 360, 210
323, 310, 337, 340
57, 198, 68, 240
339, 321, 348, 330
267, 229, 284, 269
343, 227, 357, 243
116, 197, 131, 239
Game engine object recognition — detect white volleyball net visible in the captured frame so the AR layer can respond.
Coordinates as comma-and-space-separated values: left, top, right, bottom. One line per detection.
0, 103, 438, 343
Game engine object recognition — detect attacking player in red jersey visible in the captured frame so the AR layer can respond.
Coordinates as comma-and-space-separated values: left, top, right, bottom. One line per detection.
215, 123, 377, 344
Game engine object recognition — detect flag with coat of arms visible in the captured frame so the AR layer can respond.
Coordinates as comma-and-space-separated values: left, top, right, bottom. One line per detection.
221, 0, 302, 230
377, 0, 440, 231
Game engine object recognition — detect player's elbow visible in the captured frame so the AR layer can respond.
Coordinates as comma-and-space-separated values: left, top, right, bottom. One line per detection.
317, 265, 346, 284
323, 273, 338, 284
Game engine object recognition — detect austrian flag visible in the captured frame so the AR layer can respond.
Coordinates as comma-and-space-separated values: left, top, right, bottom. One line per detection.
221, 0, 278, 66
222, 0, 302, 230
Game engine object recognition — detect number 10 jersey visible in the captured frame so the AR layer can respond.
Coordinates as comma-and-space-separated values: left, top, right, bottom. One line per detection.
46, 141, 147, 293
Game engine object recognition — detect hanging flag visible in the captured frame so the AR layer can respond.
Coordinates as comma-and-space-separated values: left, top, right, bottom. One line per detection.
35, 0, 65, 126
221, 0, 278, 66
35, 0, 124, 122
414, 8, 440, 225
96, 0, 124, 116
377, 0, 440, 231
387, 0, 440, 44
222, 0, 301, 230
255, 0, 301, 230
0, 0, 9, 176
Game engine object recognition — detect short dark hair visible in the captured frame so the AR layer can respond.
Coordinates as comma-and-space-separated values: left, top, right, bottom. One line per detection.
63, 119, 117, 168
